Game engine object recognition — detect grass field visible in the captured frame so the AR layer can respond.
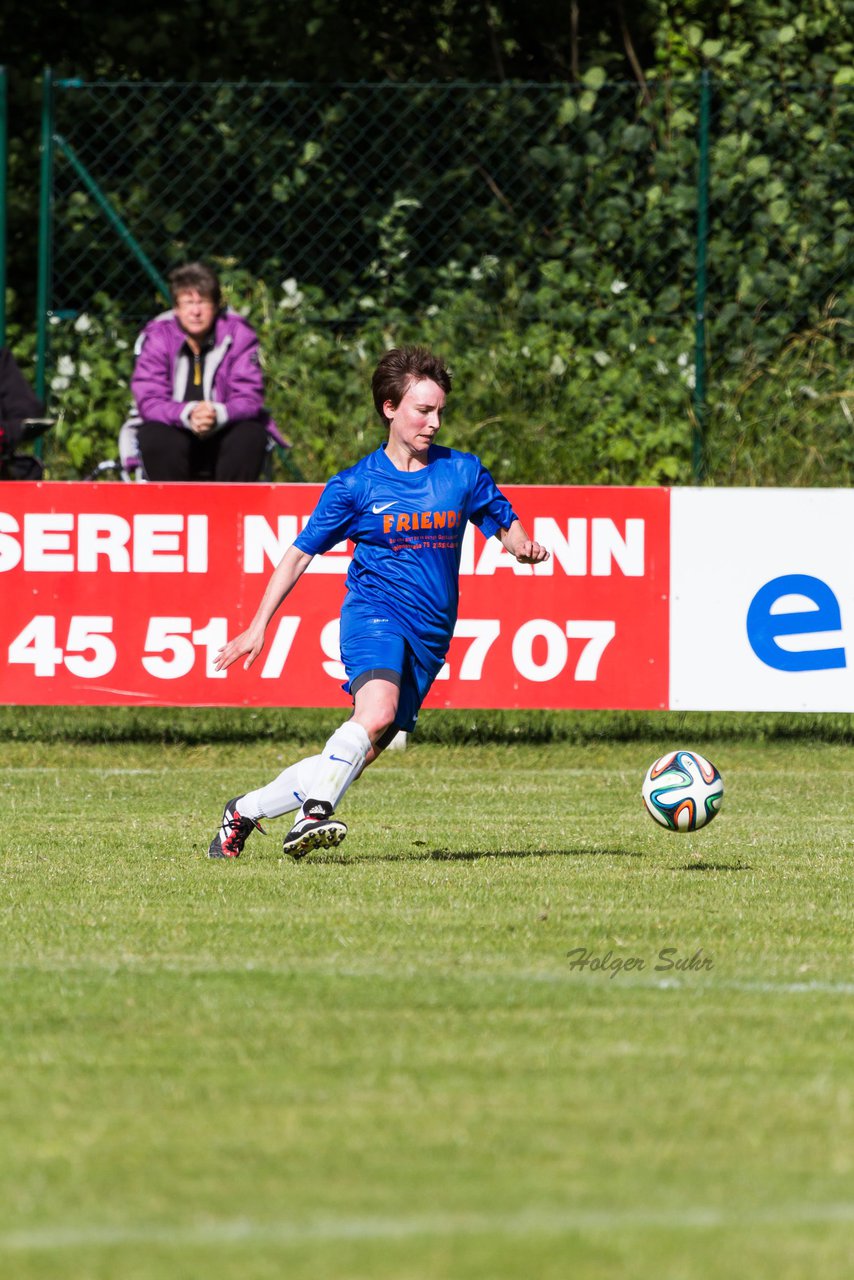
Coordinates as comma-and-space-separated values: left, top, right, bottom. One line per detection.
2, 714, 852, 1279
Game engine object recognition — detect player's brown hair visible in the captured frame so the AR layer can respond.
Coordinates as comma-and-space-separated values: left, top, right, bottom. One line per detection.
371, 346, 452, 425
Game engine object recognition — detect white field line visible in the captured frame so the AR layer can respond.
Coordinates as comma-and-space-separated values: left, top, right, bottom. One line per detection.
650, 977, 854, 996
356, 971, 854, 997
2, 1201, 853, 1253
3, 955, 854, 998
8, 767, 168, 775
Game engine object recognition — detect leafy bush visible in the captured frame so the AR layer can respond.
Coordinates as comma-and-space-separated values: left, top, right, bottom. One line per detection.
38, 266, 702, 485
39, 260, 851, 488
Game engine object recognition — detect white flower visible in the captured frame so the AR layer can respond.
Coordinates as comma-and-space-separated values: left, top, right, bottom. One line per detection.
470, 254, 499, 282
280, 290, 304, 311
521, 346, 531, 358
51, 375, 70, 392
610, 280, 629, 294
593, 350, 611, 367
655, 359, 669, 375
677, 351, 689, 368
279, 277, 304, 310
57, 355, 75, 377
74, 313, 93, 333
116, 339, 128, 350
79, 361, 92, 381
391, 195, 421, 213
550, 354, 567, 376
628, 342, 637, 353
49, 315, 61, 326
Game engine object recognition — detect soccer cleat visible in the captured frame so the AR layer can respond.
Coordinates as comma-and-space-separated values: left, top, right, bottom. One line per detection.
208, 797, 266, 859
282, 799, 347, 859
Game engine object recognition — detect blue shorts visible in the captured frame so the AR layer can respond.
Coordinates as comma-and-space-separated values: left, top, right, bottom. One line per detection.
339, 600, 443, 734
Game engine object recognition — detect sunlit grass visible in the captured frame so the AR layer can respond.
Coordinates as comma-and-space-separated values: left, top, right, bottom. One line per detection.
2, 729, 852, 1279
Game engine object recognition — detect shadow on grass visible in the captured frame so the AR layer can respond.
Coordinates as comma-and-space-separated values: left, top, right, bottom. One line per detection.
676, 861, 753, 872
309, 845, 644, 864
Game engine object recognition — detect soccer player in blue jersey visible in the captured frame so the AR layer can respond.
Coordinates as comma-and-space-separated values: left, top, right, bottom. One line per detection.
208, 346, 549, 860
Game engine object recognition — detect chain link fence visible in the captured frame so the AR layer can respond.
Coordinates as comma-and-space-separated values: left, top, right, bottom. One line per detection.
43, 80, 689, 311
36, 76, 854, 483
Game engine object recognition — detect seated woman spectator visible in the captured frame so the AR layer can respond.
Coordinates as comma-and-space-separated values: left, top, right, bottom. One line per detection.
125, 262, 286, 481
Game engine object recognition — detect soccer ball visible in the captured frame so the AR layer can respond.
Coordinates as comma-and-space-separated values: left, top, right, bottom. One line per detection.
642, 750, 723, 832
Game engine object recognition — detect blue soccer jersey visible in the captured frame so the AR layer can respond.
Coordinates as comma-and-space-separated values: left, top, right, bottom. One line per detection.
294, 443, 517, 668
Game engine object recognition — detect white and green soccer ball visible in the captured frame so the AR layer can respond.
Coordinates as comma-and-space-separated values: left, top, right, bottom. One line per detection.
642, 749, 724, 832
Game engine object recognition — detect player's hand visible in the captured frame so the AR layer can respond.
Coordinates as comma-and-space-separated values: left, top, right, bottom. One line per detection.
514, 540, 550, 565
214, 623, 267, 672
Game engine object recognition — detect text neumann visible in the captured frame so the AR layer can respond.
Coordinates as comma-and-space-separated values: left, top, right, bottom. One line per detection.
0, 512, 645, 577
244, 514, 647, 577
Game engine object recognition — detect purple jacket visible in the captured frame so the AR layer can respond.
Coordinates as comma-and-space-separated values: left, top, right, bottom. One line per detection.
128, 308, 286, 445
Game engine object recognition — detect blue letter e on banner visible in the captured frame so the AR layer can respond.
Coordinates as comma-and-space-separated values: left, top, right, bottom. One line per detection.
747, 574, 846, 672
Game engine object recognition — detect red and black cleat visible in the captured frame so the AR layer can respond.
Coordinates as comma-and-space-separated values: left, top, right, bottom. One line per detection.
208, 798, 266, 858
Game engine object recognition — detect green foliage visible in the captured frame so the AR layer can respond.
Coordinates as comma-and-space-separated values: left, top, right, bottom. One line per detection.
40, 266, 702, 485
17, 2, 852, 488
41, 228, 851, 489
41, 295, 137, 476
707, 313, 854, 485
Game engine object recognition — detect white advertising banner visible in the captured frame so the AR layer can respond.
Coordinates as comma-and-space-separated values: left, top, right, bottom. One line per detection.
670, 488, 854, 711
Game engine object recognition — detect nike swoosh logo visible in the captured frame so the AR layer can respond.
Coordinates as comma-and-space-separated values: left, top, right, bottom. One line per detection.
372, 501, 395, 513
330, 754, 354, 766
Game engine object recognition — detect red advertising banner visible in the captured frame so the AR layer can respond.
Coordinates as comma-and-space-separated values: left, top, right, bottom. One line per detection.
0, 482, 670, 709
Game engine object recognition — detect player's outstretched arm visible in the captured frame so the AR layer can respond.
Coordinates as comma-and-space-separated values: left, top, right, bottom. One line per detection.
499, 519, 550, 565
215, 544, 314, 671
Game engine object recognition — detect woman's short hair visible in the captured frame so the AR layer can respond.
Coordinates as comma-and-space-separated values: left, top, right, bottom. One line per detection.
371, 346, 452, 424
168, 262, 222, 308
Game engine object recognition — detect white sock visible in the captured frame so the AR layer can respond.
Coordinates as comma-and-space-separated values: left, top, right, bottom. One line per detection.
303, 720, 371, 813
238, 754, 321, 820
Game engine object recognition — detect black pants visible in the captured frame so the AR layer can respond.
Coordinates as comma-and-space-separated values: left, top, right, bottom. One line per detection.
0, 451, 43, 480
137, 418, 269, 481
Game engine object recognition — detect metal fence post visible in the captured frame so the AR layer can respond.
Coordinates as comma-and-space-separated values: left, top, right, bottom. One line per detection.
35, 67, 54, 403
692, 68, 711, 484
53, 131, 170, 302
0, 66, 7, 348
